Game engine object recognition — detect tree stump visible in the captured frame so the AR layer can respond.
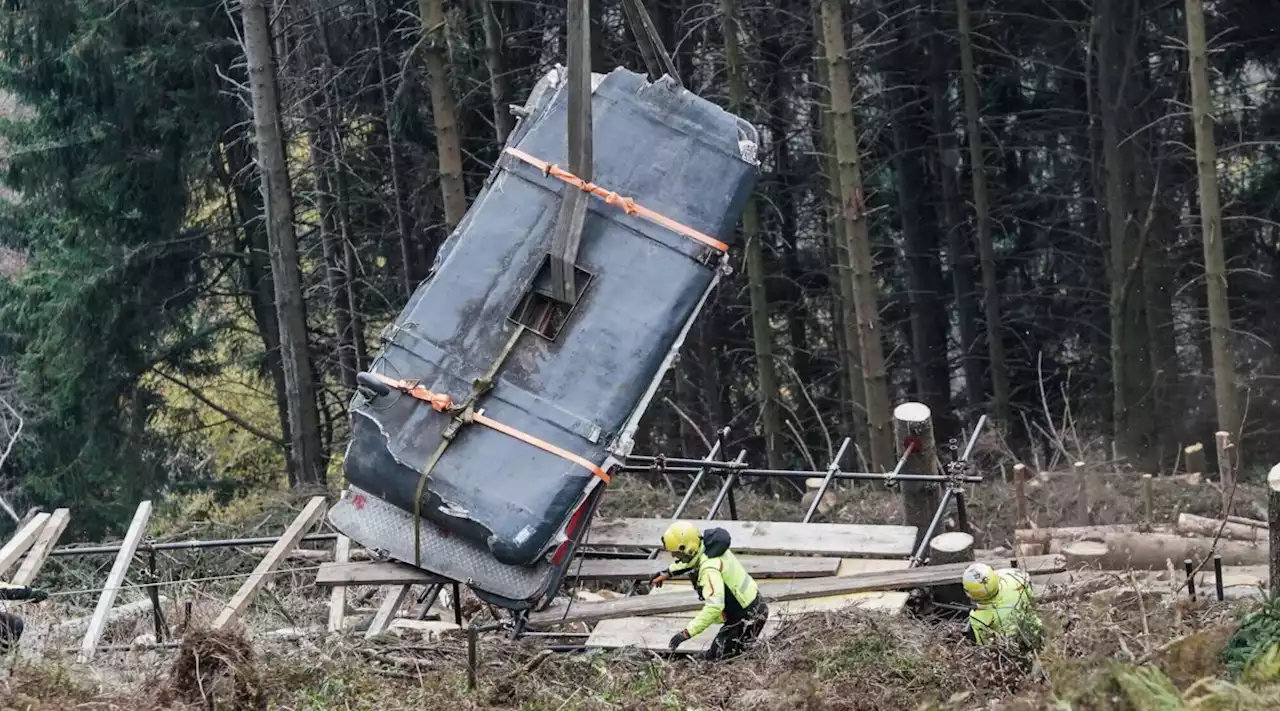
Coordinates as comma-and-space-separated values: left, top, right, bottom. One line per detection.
1062, 540, 1109, 570
1013, 463, 1029, 528
1216, 431, 1234, 512
928, 532, 974, 605
894, 402, 941, 549
1185, 443, 1206, 477
1269, 464, 1280, 597
1074, 461, 1089, 525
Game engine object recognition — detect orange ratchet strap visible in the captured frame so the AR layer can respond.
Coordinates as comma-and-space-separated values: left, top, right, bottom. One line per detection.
503, 146, 730, 254
367, 372, 611, 484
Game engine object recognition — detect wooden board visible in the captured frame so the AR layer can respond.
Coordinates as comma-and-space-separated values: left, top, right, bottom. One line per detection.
212, 496, 327, 630
79, 501, 153, 662
10, 508, 70, 586
585, 616, 782, 653
316, 555, 842, 588
327, 535, 351, 633
366, 585, 412, 639
528, 554, 1065, 628
589, 518, 917, 558
0, 513, 49, 577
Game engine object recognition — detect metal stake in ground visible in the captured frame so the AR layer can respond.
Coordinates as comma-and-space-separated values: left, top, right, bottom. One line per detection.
894, 402, 941, 549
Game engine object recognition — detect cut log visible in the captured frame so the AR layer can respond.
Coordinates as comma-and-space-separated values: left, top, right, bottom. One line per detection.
1176, 513, 1267, 542
1227, 515, 1268, 529
54, 596, 170, 638
1085, 533, 1267, 570
1017, 543, 1046, 558
1062, 540, 1109, 569
1015, 524, 1164, 546
526, 554, 1065, 628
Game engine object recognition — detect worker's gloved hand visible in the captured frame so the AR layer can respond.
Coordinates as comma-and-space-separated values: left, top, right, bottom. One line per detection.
28, 588, 49, 603
668, 630, 689, 650
650, 572, 669, 588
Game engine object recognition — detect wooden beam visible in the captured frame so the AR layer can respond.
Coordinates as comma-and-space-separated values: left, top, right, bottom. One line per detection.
327, 535, 351, 633
212, 496, 327, 630
10, 508, 70, 586
527, 554, 1065, 628
79, 501, 153, 662
588, 518, 917, 558
366, 585, 412, 639
316, 555, 842, 588
586, 616, 781, 653
0, 512, 49, 577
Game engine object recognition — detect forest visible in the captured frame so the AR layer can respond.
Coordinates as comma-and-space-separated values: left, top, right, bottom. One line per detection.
0, 0, 1278, 540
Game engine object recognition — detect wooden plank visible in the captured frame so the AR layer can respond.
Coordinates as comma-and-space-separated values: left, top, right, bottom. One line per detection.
0, 512, 50, 577
10, 508, 70, 586
571, 555, 842, 581
586, 616, 782, 653
79, 501, 153, 662
317, 561, 456, 587
315, 555, 842, 588
589, 518, 917, 558
212, 496, 327, 630
528, 554, 1065, 628
366, 585, 412, 639
327, 535, 351, 633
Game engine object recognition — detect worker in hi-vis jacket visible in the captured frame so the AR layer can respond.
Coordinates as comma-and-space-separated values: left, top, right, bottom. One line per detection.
650, 521, 769, 660
0, 581, 49, 654
961, 562, 1044, 651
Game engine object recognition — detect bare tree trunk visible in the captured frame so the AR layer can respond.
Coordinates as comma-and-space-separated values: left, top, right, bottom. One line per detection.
812, 0, 867, 456
1185, 0, 1240, 440
241, 0, 326, 486
1098, 0, 1141, 465
367, 0, 420, 296
477, 0, 513, 144
887, 12, 950, 426
956, 0, 1011, 433
308, 0, 358, 392
722, 0, 783, 469
419, 0, 468, 230
820, 0, 894, 471
221, 135, 296, 487
929, 0, 982, 411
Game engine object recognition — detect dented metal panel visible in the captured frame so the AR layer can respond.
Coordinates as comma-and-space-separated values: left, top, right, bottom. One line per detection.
333, 67, 759, 581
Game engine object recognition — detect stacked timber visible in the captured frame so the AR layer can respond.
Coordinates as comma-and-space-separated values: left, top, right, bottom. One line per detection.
1016, 515, 1272, 571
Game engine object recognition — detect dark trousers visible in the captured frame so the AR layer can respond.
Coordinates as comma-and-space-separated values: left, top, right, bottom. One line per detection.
0, 612, 23, 654
703, 598, 768, 661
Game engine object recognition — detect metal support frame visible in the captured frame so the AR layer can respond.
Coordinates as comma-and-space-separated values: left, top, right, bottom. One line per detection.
803, 437, 852, 523
706, 450, 749, 520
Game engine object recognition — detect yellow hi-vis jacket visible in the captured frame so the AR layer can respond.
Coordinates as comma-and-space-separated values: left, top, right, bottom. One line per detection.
969, 568, 1043, 646
666, 527, 760, 638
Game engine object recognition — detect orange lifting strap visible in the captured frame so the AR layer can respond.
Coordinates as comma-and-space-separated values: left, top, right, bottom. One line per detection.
366, 372, 612, 484
504, 146, 730, 253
